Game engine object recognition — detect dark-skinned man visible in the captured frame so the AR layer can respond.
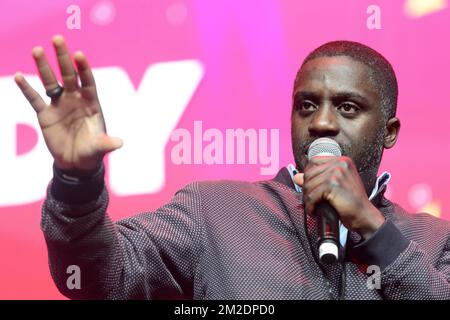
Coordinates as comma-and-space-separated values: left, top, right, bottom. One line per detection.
15, 36, 450, 299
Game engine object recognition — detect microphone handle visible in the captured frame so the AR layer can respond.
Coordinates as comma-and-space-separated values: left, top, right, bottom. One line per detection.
316, 201, 340, 264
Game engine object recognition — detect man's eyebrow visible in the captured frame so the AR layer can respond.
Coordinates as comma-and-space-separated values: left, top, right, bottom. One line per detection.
293, 91, 318, 100
293, 90, 371, 104
331, 91, 370, 104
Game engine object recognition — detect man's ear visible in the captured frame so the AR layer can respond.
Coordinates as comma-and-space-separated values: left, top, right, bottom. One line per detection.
384, 117, 401, 149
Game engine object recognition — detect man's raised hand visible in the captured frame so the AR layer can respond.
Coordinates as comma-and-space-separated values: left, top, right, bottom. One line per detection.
14, 35, 122, 171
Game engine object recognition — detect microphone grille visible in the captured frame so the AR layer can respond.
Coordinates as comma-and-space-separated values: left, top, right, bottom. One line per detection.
307, 138, 342, 160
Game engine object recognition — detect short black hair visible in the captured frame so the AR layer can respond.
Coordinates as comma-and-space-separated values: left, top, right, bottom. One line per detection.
295, 40, 398, 121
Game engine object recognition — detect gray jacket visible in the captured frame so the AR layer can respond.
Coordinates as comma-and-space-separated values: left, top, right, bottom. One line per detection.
41, 166, 450, 299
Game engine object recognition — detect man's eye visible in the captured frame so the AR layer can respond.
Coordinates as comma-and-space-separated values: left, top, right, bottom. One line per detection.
338, 102, 359, 114
298, 101, 316, 111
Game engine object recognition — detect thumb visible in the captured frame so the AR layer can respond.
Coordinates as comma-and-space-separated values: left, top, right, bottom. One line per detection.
96, 134, 124, 153
293, 172, 304, 187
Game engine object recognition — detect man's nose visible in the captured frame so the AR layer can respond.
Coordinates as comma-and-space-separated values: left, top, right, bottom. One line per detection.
308, 105, 339, 137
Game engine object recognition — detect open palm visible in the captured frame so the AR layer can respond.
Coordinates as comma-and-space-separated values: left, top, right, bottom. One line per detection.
15, 36, 122, 170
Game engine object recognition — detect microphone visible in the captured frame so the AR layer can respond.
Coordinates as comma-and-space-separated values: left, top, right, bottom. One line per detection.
307, 138, 342, 264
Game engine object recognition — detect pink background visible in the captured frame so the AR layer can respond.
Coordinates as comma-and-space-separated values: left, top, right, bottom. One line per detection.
1, 0, 449, 299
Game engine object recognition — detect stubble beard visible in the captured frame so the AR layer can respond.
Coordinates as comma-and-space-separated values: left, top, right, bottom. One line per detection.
291, 124, 386, 195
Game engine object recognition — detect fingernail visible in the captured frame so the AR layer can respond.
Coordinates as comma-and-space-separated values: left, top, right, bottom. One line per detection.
32, 47, 43, 57
52, 35, 65, 45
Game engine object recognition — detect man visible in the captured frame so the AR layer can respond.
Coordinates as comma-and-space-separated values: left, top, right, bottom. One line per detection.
15, 36, 450, 299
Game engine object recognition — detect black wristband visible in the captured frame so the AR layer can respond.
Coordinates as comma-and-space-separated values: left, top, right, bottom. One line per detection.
51, 163, 105, 204
54, 164, 103, 181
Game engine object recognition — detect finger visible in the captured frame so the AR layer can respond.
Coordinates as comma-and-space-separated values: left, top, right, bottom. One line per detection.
304, 156, 351, 183
303, 173, 327, 215
304, 161, 332, 184
74, 51, 98, 100
32, 46, 60, 92
308, 156, 353, 170
52, 35, 79, 92
304, 164, 346, 194
307, 156, 336, 166
14, 73, 47, 113
304, 182, 336, 216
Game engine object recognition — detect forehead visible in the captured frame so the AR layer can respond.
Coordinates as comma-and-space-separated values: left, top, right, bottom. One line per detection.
294, 56, 380, 102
